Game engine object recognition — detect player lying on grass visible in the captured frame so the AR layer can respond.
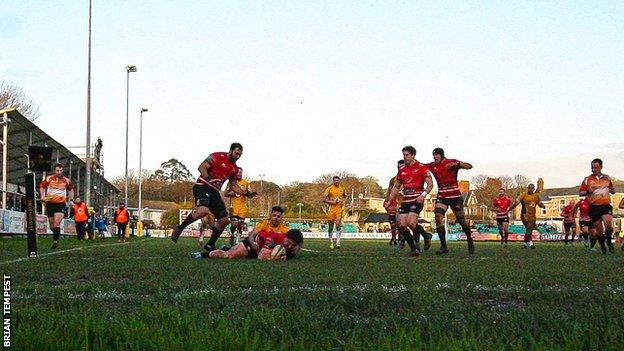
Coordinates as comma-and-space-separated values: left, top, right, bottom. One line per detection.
192, 206, 304, 260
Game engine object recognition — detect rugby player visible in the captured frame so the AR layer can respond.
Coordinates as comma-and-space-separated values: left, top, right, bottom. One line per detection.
560, 201, 577, 245
171, 143, 257, 252
385, 160, 405, 246
428, 148, 474, 254
323, 176, 346, 249
509, 183, 544, 249
492, 188, 512, 247
384, 146, 433, 257
579, 158, 616, 254
192, 206, 303, 260
39, 163, 74, 249
574, 197, 595, 250
225, 167, 251, 245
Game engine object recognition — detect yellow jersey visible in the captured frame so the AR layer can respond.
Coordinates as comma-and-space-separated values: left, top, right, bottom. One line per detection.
518, 192, 541, 219
324, 185, 346, 211
255, 219, 290, 234
228, 179, 249, 217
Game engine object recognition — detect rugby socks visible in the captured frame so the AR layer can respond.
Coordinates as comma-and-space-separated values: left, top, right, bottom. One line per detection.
499, 228, 504, 245
605, 229, 614, 251
207, 225, 225, 247
597, 235, 607, 253
590, 237, 596, 249
52, 227, 61, 242
436, 226, 447, 248
178, 212, 196, 230
336, 230, 341, 246
414, 225, 429, 240
399, 228, 417, 252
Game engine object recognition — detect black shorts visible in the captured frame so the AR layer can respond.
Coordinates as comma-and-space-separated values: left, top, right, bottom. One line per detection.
496, 217, 509, 225
579, 220, 593, 228
588, 204, 612, 222
399, 201, 423, 215
564, 222, 576, 231
45, 202, 67, 218
435, 197, 464, 213
193, 184, 228, 220
242, 238, 258, 259
388, 214, 397, 223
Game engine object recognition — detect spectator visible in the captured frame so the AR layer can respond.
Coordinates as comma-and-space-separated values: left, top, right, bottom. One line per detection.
71, 198, 88, 241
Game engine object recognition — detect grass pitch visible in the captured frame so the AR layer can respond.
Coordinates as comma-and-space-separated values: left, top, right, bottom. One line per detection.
2, 236, 624, 350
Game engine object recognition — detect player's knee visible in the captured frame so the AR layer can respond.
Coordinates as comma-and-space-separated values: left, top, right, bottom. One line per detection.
434, 208, 446, 217
216, 217, 229, 228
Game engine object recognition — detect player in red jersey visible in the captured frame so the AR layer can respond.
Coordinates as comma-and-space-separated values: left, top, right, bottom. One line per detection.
574, 197, 594, 250
428, 148, 474, 254
384, 146, 433, 257
560, 201, 577, 245
171, 143, 257, 251
492, 188, 513, 247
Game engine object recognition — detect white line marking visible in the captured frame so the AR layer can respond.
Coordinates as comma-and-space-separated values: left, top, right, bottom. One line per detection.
0, 238, 153, 265
301, 248, 321, 253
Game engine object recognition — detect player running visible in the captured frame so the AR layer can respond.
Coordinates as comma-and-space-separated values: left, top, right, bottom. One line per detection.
579, 158, 616, 254
492, 188, 513, 247
508, 183, 544, 249
560, 201, 577, 245
323, 176, 346, 249
39, 163, 74, 249
428, 148, 474, 254
384, 146, 433, 257
171, 143, 257, 252
225, 167, 250, 246
574, 197, 594, 250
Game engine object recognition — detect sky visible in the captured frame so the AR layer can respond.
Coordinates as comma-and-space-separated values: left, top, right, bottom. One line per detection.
1, 1, 623, 189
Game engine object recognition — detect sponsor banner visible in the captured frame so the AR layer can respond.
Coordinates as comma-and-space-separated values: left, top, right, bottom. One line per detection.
7, 210, 26, 233
539, 233, 567, 241
61, 219, 76, 235
36, 215, 48, 234
180, 227, 234, 238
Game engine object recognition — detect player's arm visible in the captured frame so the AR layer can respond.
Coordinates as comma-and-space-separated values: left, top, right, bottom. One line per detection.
608, 177, 615, 194
322, 189, 335, 205
508, 194, 523, 212
198, 160, 211, 180
537, 199, 545, 209
457, 160, 473, 170
579, 178, 590, 196
39, 179, 47, 199
67, 185, 74, 202
384, 180, 402, 207
230, 182, 257, 198
246, 227, 260, 249
417, 175, 433, 203
224, 181, 237, 198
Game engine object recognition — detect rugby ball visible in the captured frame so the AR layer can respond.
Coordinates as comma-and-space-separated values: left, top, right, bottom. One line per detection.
270, 244, 286, 259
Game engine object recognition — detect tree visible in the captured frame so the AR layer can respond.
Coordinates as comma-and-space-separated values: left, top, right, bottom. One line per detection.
151, 159, 193, 182
0, 81, 40, 121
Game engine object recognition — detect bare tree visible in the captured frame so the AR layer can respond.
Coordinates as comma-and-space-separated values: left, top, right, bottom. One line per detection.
0, 81, 40, 121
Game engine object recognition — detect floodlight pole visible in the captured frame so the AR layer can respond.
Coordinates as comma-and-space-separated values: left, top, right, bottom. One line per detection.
85, 0, 92, 206
138, 108, 148, 221
1, 112, 9, 210
124, 64, 137, 206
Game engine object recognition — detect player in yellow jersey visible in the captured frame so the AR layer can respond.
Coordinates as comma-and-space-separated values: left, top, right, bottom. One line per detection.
509, 183, 544, 249
323, 176, 347, 249
225, 167, 256, 245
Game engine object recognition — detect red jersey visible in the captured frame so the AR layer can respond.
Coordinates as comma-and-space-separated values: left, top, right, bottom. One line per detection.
256, 231, 286, 250
428, 158, 461, 199
560, 203, 575, 223
576, 198, 590, 222
579, 174, 613, 205
396, 162, 430, 202
492, 196, 512, 219
195, 152, 238, 191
